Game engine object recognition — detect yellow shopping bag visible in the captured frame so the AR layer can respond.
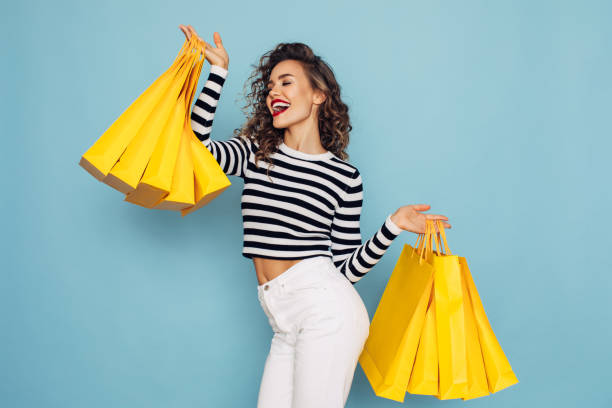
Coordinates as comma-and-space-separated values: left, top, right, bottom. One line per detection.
431, 220, 517, 399
460, 257, 490, 400
431, 222, 468, 400
359, 227, 435, 402
460, 257, 519, 393
126, 38, 205, 208
406, 289, 439, 396
179, 133, 231, 217
367, 220, 518, 402
155, 38, 232, 213
103, 42, 200, 193
79, 37, 197, 181
149, 119, 196, 210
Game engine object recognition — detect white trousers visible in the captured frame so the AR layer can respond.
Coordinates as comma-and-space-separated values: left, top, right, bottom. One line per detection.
256, 256, 370, 408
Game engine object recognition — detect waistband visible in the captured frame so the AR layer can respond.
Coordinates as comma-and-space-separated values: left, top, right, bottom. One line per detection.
256, 255, 333, 293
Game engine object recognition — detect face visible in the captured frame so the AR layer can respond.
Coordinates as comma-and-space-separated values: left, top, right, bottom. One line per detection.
266, 59, 325, 128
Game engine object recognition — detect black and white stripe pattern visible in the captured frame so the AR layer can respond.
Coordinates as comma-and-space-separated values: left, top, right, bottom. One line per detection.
190, 65, 403, 284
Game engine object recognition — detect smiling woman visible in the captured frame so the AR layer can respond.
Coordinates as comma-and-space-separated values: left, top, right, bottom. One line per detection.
242, 44, 354, 176
180, 24, 450, 408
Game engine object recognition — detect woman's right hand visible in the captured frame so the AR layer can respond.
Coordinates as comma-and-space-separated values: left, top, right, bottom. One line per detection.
178, 24, 229, 70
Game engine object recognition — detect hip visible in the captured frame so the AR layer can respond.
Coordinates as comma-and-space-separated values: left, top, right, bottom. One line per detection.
256, 256, 370, 335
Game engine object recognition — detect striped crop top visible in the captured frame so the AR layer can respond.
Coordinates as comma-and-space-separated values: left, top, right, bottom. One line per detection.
190, 64, 403, 284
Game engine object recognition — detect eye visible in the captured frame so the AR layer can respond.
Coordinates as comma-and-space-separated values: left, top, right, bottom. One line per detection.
265, 81, 291, 95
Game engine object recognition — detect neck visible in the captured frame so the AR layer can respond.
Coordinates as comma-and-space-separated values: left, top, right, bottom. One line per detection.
283, 110, 326, 154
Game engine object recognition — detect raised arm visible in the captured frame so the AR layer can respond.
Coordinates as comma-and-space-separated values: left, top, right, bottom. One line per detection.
330, 169, 403, 284
190, 64, 251, 178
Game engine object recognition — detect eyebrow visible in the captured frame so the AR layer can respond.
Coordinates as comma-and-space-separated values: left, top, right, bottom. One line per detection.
267, 73, 294, 86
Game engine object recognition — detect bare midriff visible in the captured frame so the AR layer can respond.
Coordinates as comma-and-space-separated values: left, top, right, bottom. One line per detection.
253, 257, 303, 285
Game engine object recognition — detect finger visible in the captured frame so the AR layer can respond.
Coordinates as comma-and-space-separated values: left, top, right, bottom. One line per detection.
188, 25, 197, 38
425, 214, 448, 221
411, 204, 431, 211
213, 32, 224, 48
179, 25, 190, 39
431, 222, 451, 231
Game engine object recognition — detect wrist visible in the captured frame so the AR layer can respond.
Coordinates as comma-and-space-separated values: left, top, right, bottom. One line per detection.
386, 213, 403, 235
210, 64, 228, 77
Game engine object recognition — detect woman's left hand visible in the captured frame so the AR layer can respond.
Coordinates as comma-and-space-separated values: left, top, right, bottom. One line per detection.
178, 25, 229, 70
390, 204, 451, 234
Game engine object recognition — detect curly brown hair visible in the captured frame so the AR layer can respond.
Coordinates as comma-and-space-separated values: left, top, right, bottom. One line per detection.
231, 42, 352, 177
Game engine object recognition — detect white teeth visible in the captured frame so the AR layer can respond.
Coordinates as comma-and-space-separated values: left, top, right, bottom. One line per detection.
272, 101, 290, 110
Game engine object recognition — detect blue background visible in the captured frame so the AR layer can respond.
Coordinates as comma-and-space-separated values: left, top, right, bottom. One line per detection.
2, 0, 611, 407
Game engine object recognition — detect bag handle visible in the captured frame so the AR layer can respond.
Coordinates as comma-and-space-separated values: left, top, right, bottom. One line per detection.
174, 35, 200, 66
414, 219, 452, 262
182, 38, 206, 118
425, 220, 442, 255
175, 39, 201, 107
429, 219, 444, 255
418, 220, 445, 257
417, 221, 434, 263
434, 219, 452, 255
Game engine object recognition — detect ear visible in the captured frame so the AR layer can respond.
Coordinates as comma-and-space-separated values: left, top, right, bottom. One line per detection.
313, 89, 326, 105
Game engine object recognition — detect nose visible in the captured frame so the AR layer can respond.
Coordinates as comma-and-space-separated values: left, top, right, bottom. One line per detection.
268, 81, 285, 97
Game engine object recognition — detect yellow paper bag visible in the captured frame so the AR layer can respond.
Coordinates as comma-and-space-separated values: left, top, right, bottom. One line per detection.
461, 257, 519, 393
179, 133, 231, 217
359, 230, 435, 402
126, 39, 205, 208
432, 221, 468, 400
79, 37, 197, 181
103, 44, 199, 193
460, 261, 490, 400
406, 289, 439, 395
151, 118, 196, 210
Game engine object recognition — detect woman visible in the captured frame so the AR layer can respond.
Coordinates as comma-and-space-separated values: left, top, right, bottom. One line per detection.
179, 25, 451, 408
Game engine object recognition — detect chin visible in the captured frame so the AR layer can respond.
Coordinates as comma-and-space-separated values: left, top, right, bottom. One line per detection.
272, 113, 306, 128
272, 116, 289, 128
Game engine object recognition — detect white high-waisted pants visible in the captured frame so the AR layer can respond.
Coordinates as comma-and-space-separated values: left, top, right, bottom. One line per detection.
256, 255, 370, 408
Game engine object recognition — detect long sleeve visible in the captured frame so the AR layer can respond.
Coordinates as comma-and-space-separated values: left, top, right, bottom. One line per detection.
190, 64, 251, 178
330, 169, 403, 284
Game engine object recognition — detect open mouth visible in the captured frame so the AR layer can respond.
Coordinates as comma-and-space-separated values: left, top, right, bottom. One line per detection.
272, 100, 290, 117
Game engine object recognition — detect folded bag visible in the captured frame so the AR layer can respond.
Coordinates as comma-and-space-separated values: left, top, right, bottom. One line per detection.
125, 38, 206, 208
79, 37, 197, 181
179, 132, 232, 217
80, 36, 231, 215
103, 42, 199, 194
170, 43, 231, 215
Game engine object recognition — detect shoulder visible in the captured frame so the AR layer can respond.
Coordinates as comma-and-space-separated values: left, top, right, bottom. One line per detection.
234, 134, 256, 150
327, 155, 359, 178
326, 157, 362, 197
